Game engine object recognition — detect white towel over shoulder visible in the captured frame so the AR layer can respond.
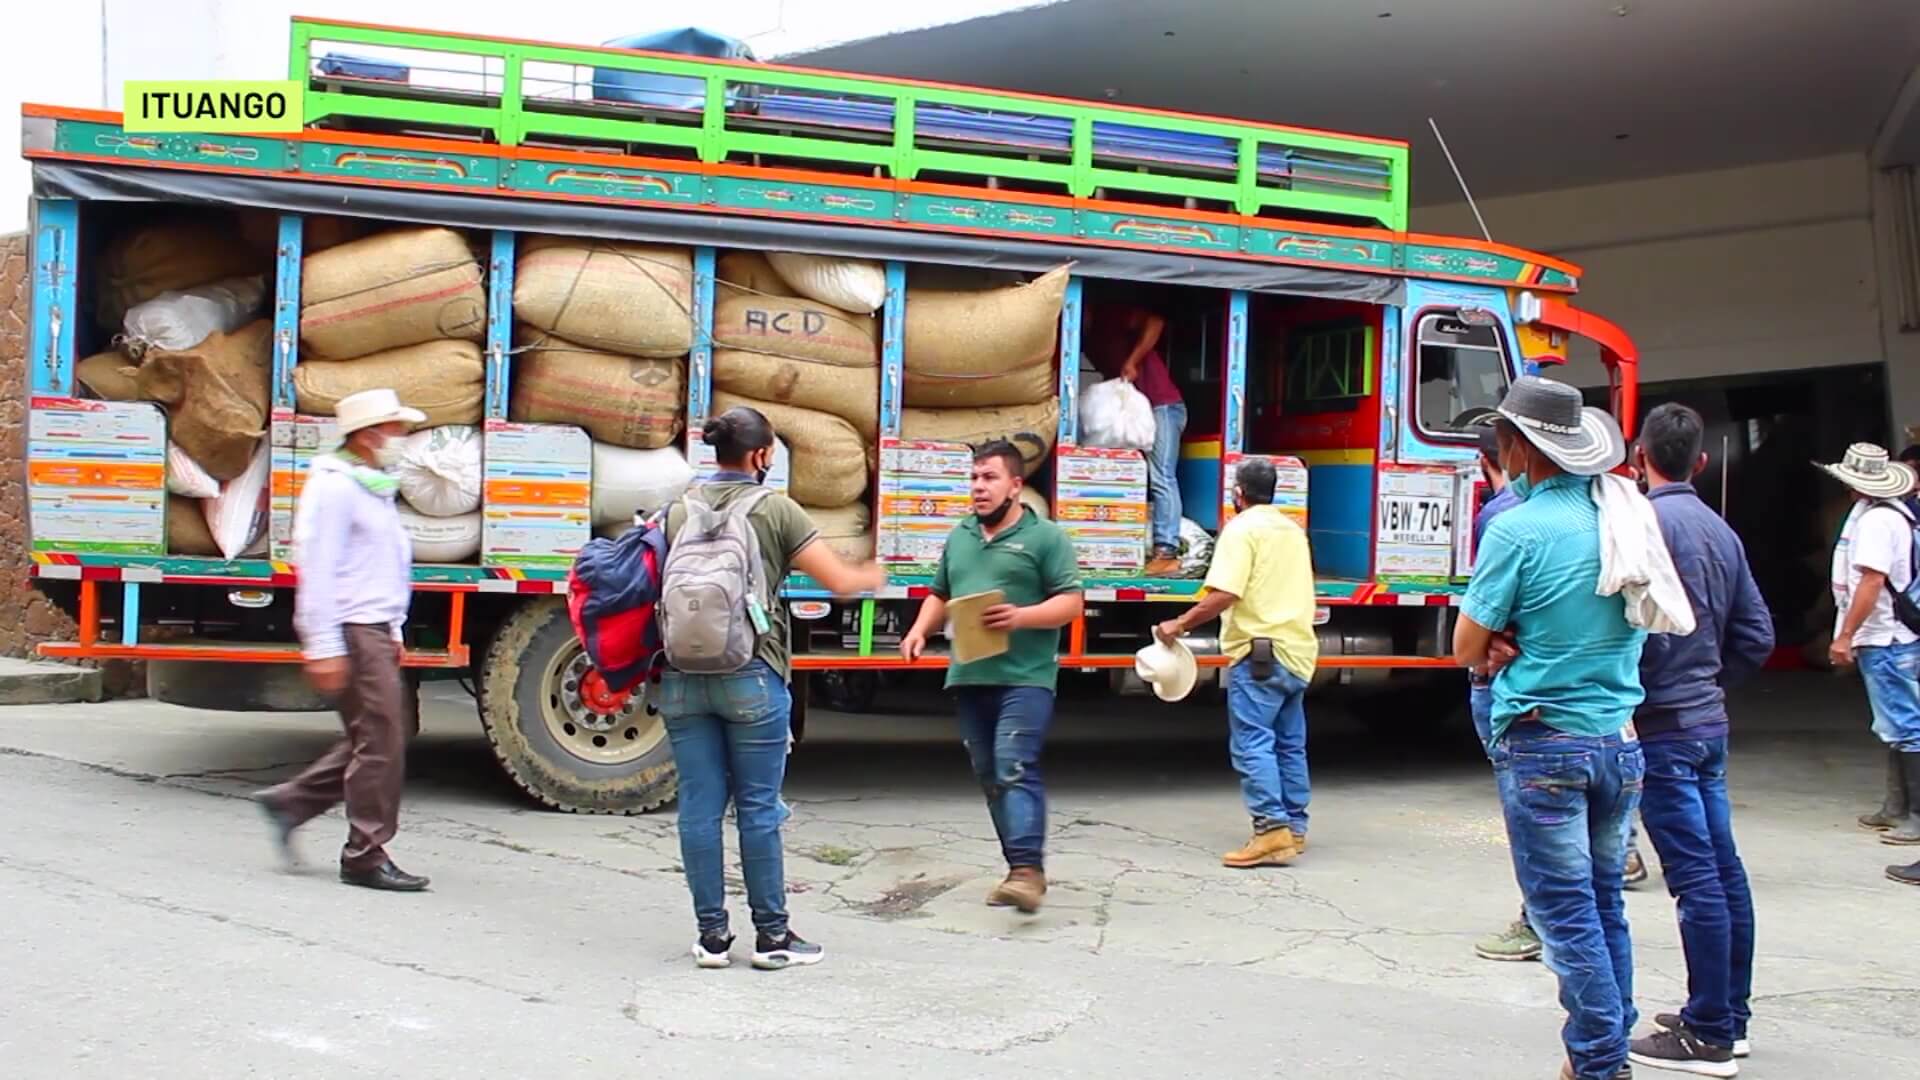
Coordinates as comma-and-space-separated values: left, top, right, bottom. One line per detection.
1592, 472, 1696, 635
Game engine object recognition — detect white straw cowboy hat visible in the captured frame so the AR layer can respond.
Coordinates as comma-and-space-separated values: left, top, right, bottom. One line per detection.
1816, 443, 1916, 499
1134, 638, 1198, 703
1494, 375, 1626, 477
335, 388, 426, 435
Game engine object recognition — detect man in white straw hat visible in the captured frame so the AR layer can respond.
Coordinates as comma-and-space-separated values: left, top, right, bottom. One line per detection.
1452, 375, 1646, 1080
255, 388, 430, 893
1816, 442, 1920, 863
1153, 458, 1319, 869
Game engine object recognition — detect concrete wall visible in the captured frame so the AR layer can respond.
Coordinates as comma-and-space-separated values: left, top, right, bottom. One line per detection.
0, 231, 81, 659
1411, 153, 1884, 395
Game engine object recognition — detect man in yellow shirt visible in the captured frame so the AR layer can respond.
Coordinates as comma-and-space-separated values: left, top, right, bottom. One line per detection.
1156, 458, 1319, 868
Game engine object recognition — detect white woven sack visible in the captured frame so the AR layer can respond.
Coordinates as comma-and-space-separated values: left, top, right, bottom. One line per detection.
166, 442, 220, 499
123, 274, 268, 355
765, 251, 887, 314
394, 425, 483, 517
399, 507, 482, 563
204, 440, 270, 560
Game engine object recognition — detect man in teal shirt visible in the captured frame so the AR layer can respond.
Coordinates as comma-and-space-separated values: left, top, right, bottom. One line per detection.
1453, 376, 1647, 1080
902, 441, 1083, 914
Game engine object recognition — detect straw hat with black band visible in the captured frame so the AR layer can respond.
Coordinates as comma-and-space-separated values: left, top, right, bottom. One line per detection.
1493, 375, 1626, 478
1816, 443, 1917, 500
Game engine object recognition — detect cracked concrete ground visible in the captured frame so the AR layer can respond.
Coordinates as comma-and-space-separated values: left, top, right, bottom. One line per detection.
1, 671, 1917, 1078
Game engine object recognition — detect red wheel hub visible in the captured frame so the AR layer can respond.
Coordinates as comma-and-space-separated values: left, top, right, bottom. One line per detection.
577, 669, 633, 716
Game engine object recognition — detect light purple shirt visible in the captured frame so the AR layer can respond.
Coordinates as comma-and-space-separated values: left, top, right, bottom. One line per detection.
293, 455, 413, 661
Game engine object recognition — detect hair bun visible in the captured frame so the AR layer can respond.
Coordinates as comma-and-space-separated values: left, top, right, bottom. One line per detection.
701, 413, 732, 445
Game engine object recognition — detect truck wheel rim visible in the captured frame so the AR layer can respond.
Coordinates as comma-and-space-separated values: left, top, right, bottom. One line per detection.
541, 643, 664, 766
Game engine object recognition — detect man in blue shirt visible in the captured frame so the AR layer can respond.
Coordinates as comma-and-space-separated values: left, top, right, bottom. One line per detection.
1625, 404, 1772, 1076
1466, 421, 1538, 963
1454, 376, 1647, 1080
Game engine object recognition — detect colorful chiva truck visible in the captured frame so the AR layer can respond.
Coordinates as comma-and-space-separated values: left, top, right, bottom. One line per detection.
17, 18, 1641, 812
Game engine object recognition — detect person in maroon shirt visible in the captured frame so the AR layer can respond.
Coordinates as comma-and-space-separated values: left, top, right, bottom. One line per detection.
1088, 303, 1186, 577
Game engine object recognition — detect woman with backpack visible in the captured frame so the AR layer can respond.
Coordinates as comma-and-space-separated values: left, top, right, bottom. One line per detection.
656, 406, 888, 970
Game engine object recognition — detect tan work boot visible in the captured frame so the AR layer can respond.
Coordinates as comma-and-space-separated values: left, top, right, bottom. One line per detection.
1291, 829, 1309, 852
1222, 828, 1300, 868
987, 867, 1047, 913
1143, 554, 1182, 578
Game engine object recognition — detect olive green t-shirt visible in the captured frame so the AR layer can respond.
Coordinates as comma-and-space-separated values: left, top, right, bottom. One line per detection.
932, 510, 1082, 692
664, 481, 818, 679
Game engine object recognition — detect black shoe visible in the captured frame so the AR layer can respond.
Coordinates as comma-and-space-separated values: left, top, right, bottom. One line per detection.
692, 931, 734, 969
339, 861, 430, 892
1630, 1023, 1737, 1077
252, 791, 299, 865
751, 929, 824, 970
1655, 1013, 1750, 1058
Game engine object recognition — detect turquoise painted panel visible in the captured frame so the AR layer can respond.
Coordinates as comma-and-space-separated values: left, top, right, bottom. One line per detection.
298, 142, 500, 188
901, 194, 1075, 239
709, 177, 895, 221
1081, 211, 1238, 254
509, 159, 703, 204
55, 121, 290, 170
1243, 227, 1396, 272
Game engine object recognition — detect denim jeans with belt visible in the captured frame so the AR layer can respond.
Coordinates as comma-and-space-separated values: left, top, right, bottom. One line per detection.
657, 661, 792, 937
1491, 722, 1645, 1080
1148, 401, 1187, 553
1638, 736, 1754, 1049
1857, 640, 1920, 751
1227, 662, 1311, 834
956, 686, 1055, 869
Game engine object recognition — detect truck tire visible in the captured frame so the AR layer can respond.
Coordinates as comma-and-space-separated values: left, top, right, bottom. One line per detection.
477, 599, 676, 813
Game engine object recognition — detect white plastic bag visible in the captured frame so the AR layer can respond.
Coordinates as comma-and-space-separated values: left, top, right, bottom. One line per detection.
399, 507, 482, 563
1079, 377, 1157, 451
204, 440, 270, 560
765, 251, 887, 314
393, 424, 482, 517
166, 442, 220, 499
122, 274, 268, 355
1177, 518, 1215, 577
591, 442, 695, 527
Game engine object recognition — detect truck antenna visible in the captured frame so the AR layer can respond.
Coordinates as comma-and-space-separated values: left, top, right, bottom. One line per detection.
1428, 117, 1491, 243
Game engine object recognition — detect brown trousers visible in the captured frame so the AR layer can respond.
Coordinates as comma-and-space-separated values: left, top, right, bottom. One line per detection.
267, 624, 409, 871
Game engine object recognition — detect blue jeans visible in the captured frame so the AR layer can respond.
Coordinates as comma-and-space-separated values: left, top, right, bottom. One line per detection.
1639, 737, 1754, 1049
1858, 641, 1920, 751
956, 686, 1054, 869
1491, 723, 1645, 1080
657, 661, 792, 936
1469, 680, 1495, 756
1148, 402, 1187, 552
1227, 662, 1311, 834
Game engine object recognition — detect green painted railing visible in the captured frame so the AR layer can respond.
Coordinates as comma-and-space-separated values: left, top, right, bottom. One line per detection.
290, 18, 1409, 231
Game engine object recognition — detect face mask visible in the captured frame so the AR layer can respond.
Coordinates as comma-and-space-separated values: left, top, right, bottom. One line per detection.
752, 451, 771, 485
370, 439, 404, 471
1508, 474, 1533, 500
976, 495, 1015, 527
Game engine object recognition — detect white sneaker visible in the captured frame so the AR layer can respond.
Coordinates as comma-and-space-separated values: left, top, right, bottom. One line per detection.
692, 932, 733, 969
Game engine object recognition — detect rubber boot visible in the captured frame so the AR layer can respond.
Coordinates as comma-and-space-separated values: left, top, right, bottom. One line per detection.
1881, 752, 1920, 845
1859, 748, 1909, 831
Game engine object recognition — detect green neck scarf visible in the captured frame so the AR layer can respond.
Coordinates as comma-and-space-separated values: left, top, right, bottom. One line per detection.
332, 447, 398, 497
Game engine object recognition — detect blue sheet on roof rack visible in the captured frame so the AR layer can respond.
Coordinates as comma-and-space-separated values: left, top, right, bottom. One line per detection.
317, 53, 411, 82
750, 94, 1392, 189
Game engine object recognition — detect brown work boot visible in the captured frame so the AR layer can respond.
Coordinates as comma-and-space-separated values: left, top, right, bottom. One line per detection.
987, 867, 1047, 913
1143, 554, 1182, 578
1291, 829, 1309, 852
1222, 828, 1300, 868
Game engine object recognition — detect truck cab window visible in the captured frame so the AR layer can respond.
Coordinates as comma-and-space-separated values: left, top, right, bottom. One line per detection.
1414, 311, 1511, 438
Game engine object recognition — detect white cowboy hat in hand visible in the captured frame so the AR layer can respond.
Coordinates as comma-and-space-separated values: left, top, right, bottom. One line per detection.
1815, 443, 1916, 500
336, 387, 426, 435
1135, 637, 1198, 703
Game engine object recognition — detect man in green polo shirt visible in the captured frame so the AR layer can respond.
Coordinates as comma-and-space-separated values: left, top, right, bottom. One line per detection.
901, 441, 1083, 914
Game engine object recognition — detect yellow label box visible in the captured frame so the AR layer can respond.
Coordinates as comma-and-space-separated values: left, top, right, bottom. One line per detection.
124, 81, 304, 133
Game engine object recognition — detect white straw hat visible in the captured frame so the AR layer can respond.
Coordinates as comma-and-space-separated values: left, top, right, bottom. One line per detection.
1134, 638, 1198, 703
335, 388, 426, 435
1815, 443, 1916, 499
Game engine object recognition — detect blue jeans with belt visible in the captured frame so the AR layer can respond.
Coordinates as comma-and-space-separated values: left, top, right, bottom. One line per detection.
1491, 722, 1645, 1080
1858, 640, 1920, 751
956, 686, 1055, 869
657, 661, 793, 937
1638, 736, 1754, 1049
1227, 662, 1311, 834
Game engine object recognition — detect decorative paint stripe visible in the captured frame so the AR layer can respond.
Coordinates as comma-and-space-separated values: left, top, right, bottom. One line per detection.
37, 565, 81, 580
122, 567, 163, 583
477, 580, 520, 593
1291, 448, 1377, 466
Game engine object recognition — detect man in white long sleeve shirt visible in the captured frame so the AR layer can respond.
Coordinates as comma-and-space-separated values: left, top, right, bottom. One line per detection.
255, 389, 430, 892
